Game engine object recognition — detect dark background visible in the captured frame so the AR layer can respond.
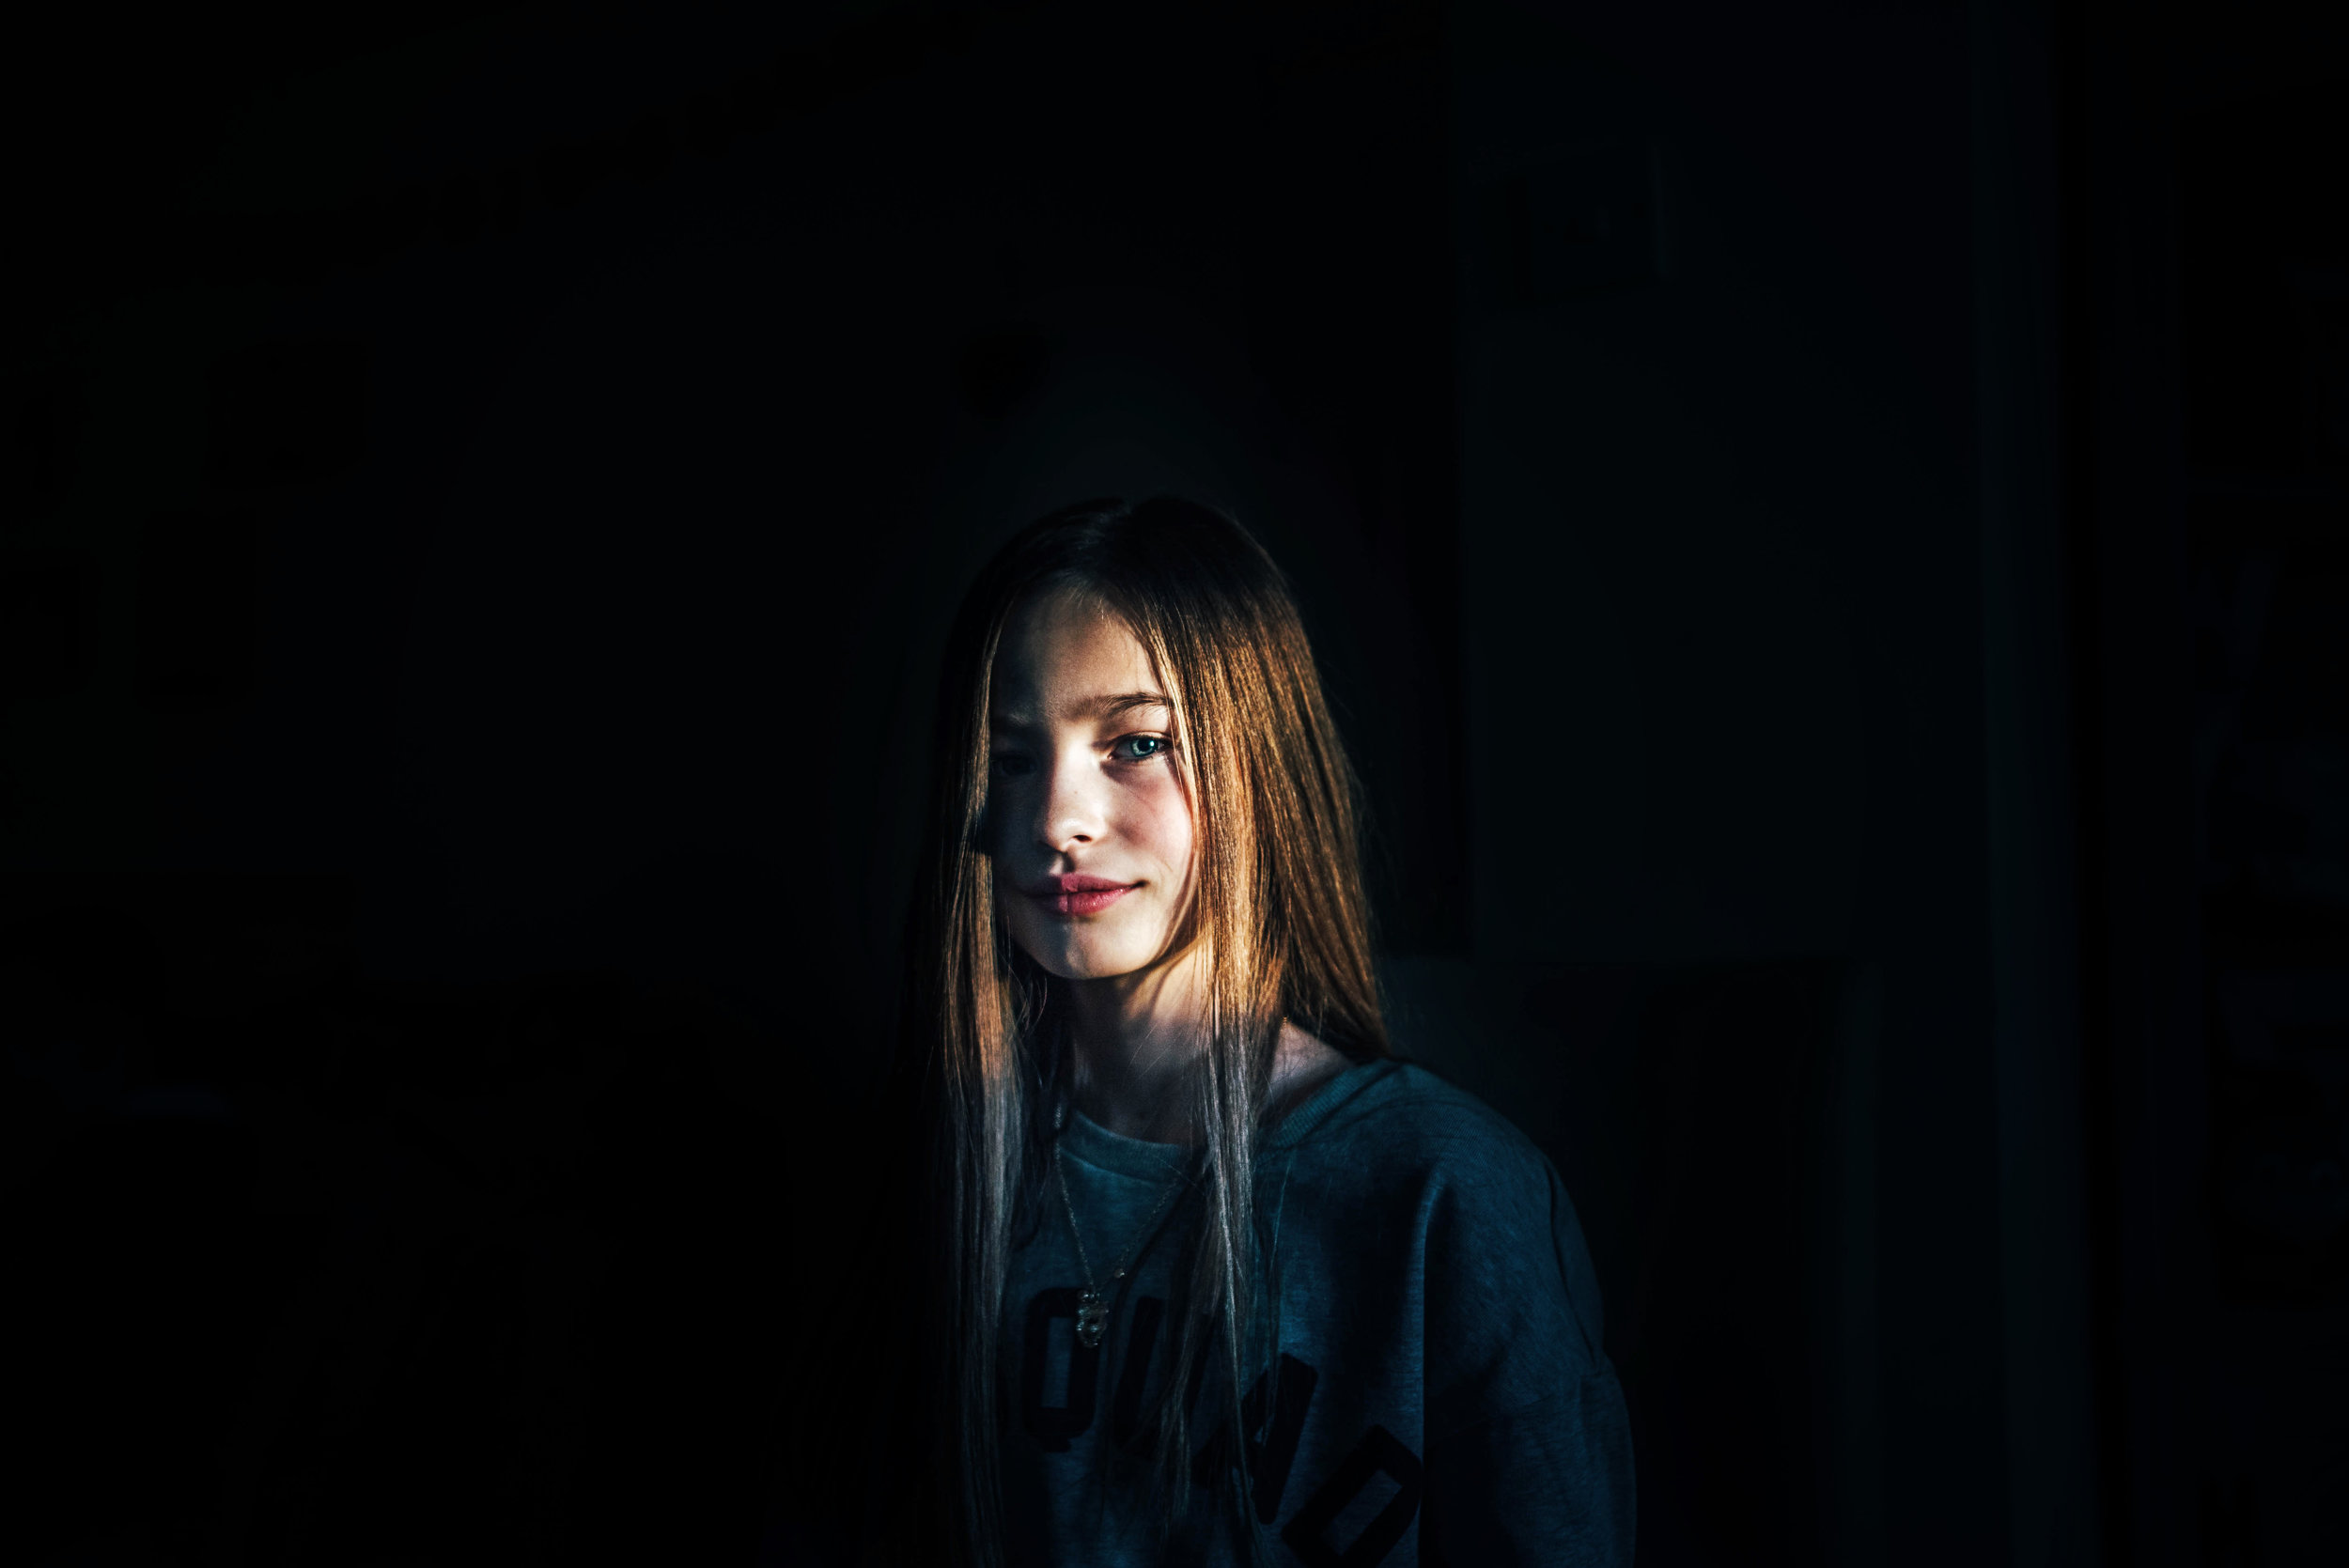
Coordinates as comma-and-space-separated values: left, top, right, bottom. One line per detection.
5, 1, 2344, 1563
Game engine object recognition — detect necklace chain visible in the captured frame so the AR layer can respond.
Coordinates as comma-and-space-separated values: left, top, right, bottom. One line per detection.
1052, 1110, 1188, 1350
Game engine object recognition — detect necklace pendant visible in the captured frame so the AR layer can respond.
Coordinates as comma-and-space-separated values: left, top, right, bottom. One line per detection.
1075, 1290, 1109, 1349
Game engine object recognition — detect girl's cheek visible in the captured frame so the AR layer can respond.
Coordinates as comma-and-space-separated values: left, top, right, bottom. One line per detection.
1140, 778, 1194, 858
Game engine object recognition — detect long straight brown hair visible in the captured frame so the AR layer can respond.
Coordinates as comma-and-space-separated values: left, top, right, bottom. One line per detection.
902, 496, 1391, 1561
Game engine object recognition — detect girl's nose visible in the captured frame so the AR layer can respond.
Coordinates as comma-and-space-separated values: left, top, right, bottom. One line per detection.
1041, 754, 1105, 852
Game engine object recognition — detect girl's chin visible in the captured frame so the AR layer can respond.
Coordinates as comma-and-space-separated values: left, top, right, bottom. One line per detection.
1027, 942, 1159, 984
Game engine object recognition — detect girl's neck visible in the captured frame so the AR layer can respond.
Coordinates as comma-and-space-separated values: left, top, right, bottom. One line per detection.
1064, 946, 1206, 1144
1062, 946, 1348, 1145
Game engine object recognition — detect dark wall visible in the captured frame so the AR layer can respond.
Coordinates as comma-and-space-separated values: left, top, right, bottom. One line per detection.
2169, 14, 2349, 1568
6, 1, 2338, 1564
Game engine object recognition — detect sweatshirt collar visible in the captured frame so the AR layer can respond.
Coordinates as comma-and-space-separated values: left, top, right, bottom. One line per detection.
1056, 1057, 1398, 1174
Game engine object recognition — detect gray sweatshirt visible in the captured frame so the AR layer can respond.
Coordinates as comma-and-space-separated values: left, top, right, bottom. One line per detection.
999, 1060, 1635, 1566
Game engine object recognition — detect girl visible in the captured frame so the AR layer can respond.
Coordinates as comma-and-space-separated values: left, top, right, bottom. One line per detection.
778, 497, 1631, 1566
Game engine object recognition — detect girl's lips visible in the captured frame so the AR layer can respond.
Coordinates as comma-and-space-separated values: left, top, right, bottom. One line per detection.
1028, 881, 1137, 917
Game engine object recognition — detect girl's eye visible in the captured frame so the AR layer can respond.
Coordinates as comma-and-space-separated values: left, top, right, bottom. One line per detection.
1112, 735, 1171, 762
991, 752, 1036, 778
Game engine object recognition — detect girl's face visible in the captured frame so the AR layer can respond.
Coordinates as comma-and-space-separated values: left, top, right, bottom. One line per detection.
988, 587, 1197, 982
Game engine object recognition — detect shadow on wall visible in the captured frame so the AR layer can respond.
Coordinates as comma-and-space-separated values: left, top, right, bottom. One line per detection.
3, 877, 807, 1568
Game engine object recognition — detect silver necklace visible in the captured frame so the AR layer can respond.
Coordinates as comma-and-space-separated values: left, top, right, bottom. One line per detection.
1051, 1104, 1190, 1349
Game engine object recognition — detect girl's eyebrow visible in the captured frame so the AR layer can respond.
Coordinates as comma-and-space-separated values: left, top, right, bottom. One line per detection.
1093, 691, 1173, 719
990, 691, 1172, 729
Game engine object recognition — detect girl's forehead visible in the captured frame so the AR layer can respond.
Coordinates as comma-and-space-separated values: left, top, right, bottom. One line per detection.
994, 589, 1164, 717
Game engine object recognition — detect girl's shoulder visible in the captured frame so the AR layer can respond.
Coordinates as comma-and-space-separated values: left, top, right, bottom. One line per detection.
1269, 1058, 1610, 1356
1269, 1057, 1552, 1187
